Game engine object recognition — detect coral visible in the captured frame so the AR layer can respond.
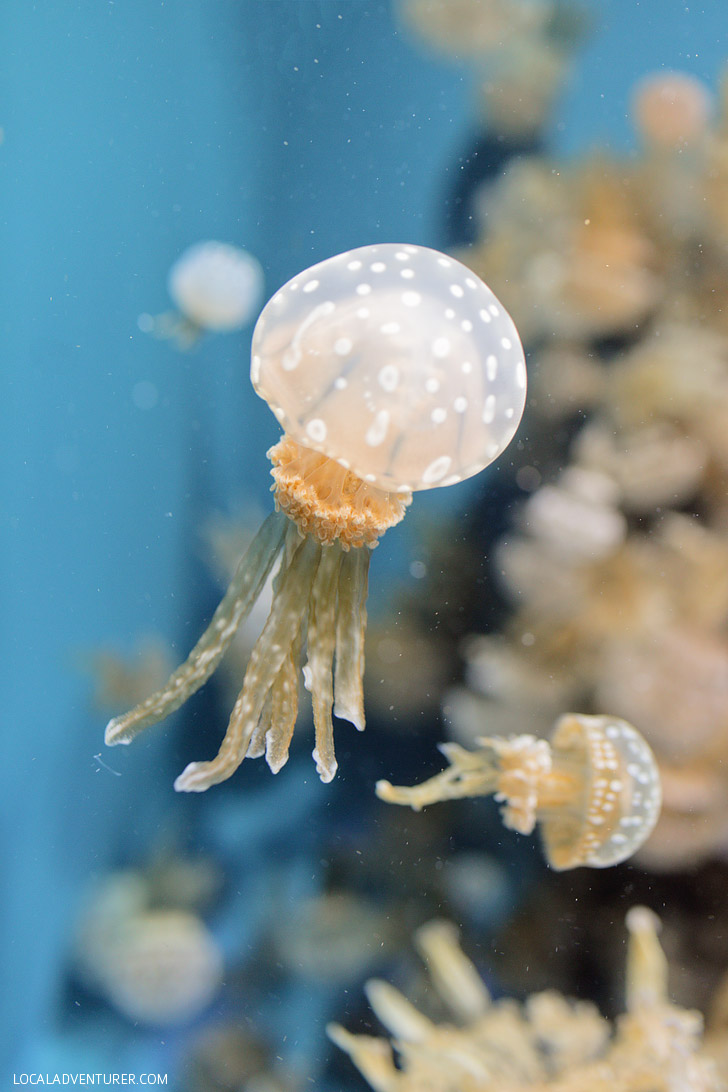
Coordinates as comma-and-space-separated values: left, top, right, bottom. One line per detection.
81, 636, 173, 715
398, 0, 588, 136
443, 61, 728, 870
463, 158, 660, 342
330, 908, 727, 1090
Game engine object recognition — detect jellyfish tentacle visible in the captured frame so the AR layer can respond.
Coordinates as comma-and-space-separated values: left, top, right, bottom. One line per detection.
246, 690, 274, 761
264, 640, 303, 773
245, 530, 303, 763
242, 622, 305, 768
174, 535, 322, 792
308, 544, 344, 782
105, 509, 288, 747
333, 545, 370, 731
375, 742, 501, 811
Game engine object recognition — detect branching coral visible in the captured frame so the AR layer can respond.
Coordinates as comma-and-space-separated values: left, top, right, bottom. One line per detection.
330, 908, 726, 1090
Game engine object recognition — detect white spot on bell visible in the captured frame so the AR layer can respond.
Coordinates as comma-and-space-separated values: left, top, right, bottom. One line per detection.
306, 418, 327, 443
378, 364, 399, 392
422, 455, 452, 483
365, 409, 390, 447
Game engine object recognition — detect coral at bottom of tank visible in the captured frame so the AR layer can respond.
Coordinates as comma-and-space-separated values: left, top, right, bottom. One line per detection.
330, 907, 728, 1091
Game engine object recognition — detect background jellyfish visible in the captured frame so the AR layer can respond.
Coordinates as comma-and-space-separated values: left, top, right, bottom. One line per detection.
75, 868, 223, 1026
105, 242, 527, 792
138, 240, 264, 349
377, 713, 662, 870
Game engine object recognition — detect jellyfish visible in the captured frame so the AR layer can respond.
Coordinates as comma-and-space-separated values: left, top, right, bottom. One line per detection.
138, 241, 264, 349
106, 243, 527, 791
376, 714, 662, 869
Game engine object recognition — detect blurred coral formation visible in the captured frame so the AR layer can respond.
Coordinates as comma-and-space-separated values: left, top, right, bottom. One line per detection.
331, 908, 728, 1090
81, 636, 173, 715
427, 52, 728, 872
398, 0, 589, 137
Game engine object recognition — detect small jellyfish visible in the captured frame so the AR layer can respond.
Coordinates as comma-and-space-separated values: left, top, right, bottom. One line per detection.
376, 713, 662, 869
75, 872, 223, 1026
94, 909, 223, 1025
139, 241, 264, 348
106, 243, 526, 791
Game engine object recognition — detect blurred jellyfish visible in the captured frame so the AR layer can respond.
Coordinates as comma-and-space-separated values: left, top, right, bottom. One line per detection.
139, 240, 264, 349
107, 243, 526, 791
76, 871, 223, 1026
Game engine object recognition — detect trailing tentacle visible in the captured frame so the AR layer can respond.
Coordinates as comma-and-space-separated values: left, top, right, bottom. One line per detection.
174, 534, 322, 792
105, 510, 288, 747
308, 544, 344, 782
333, 546, 370, 731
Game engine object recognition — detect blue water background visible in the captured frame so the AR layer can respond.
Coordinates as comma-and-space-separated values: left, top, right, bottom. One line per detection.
2, 0, 726, 1084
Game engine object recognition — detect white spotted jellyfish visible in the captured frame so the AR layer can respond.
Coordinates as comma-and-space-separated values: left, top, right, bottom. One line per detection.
106, 243, 527, 792
138, 241, 264, 349
376, 714, 662, 869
